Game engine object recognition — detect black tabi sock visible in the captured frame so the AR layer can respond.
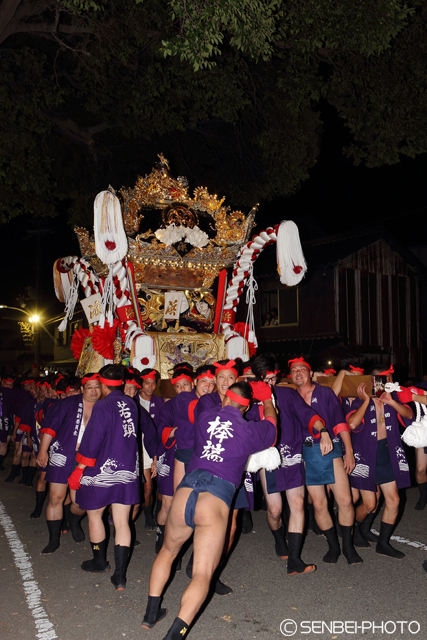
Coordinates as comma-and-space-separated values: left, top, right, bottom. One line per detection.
376, 521, 405, 559
241, 510, 253, 534
5, 464, 21, 482
142, 595, 167, 629
271, 524, 288, 558
286, 532, 316, 575
143, 504, 156, 529
42, 520, 62, 554
62, 503, 71, 532
359, 511, 379, 542
163, 617, 189, 640
31, 491, 47, 518
111, 545, 130, 589
341, 524, 363, 564
18, 466, 30, 484
415, 481, 427, 510
81, 539, 110, 572
26, 466, 37, 487
321, 526, 341, 563
68, 511, 85, 542
155, 524, 165, 554
353, 520, 370, 547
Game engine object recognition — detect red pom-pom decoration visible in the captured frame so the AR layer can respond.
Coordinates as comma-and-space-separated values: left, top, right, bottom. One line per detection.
91, 319, 126, 360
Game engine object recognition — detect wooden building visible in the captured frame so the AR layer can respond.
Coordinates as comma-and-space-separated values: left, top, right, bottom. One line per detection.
252, 225, 427, 378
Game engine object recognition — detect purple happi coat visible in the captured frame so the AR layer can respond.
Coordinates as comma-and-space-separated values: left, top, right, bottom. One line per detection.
156, 398, 178, 497
187, 404, 276, 487
271, 386, 324, 491
0, 389, 11, 443
139, 393, 164, 426
343, 396, 410, 491
135, 399, 158, 459
301, 384, 348, 445
195, 390, 255, 507
16, 398, 37, 452
44, 395, 85, 484
76, 390, 140, 509
175, 389, 199, 451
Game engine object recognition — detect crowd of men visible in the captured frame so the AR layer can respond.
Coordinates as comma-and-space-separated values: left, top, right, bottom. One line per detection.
1, 355, 426, 640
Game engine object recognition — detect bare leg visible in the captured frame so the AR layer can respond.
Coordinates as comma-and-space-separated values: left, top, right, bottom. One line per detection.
329, 458, 354, 526
376, 481, 404, 559
46, 483, 68, 521
111, 503, 132, 546
173, 459, 186, 494
87, 507, 107, 543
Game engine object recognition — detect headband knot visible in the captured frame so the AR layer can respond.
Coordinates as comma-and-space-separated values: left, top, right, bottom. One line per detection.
288, 357, 311, 371
349, 365, 364, 374
213, 360, 238, 377
225, 389, 250, 407
82, 373, 100, 386
170, 373, 193, 385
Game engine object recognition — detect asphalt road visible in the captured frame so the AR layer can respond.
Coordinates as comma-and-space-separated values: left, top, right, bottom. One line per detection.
1, 462, 427, 640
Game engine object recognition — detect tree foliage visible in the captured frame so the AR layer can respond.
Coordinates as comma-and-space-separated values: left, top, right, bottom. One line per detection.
0, 0, 426, 226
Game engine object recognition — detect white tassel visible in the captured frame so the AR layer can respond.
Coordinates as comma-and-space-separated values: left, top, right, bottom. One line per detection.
276, 220, 307, 286
246, 447, 281, 473
58, 271, 79, 332
100, 264, 115, 327
94, 191, 128, 265
401, 402, 427, 448
132, 334, 156, 371
225, 335, 249, 362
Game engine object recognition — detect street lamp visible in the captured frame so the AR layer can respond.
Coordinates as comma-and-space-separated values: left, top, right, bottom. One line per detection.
0, 305, 56, 355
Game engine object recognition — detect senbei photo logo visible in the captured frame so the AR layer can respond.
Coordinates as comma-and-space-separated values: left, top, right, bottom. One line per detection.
279, 620, 421, 636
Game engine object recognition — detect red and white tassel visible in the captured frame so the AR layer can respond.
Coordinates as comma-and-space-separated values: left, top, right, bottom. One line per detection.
276, 220, 307, 286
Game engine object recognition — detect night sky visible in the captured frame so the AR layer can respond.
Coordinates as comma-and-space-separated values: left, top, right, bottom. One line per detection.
1, 107, 427, 321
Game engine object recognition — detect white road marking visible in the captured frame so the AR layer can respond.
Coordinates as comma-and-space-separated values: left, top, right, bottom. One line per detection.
371, 528, 427, 550
0, 501, 58, 639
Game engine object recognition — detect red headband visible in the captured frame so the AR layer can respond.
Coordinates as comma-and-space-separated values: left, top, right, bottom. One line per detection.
350, 365, 364, 374
213, 360, 238, 378
125, 378, 141, 389
2, 378, 14, 383
56, 390, 65, 395
22, 379, 34, 385
141, 371, 157, 380
195, 372, 215, 380
99, 377, 123, 386
243, 366, 252, 375
171, 373, 193, 385
82, 374, 100, 386
324, 369, 336, 375
36, 381, 50, 387
288, 357, 311, 371
378, 364, 394, 376
226, 389, 250, 406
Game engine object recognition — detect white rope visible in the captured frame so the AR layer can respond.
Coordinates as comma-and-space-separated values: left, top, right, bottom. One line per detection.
244, 262, 258, 349
384, 382, 401, 394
